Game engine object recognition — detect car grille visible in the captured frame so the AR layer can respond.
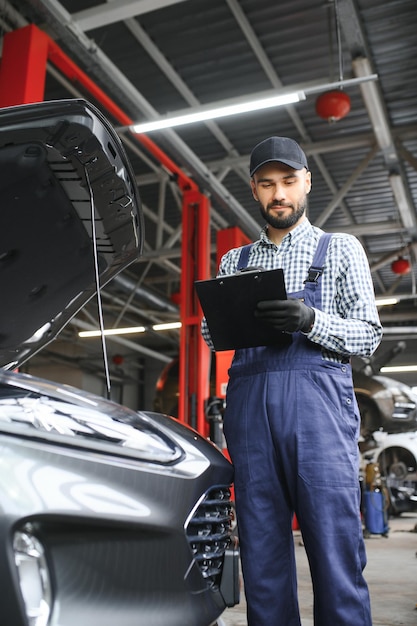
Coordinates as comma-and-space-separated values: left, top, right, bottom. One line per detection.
185, 486, 234, 590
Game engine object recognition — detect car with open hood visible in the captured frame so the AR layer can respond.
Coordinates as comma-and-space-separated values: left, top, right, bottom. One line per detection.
0, 99, 239, 626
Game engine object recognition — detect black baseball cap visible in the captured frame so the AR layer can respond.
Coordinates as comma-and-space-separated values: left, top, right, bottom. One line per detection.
249, 136, 308, 176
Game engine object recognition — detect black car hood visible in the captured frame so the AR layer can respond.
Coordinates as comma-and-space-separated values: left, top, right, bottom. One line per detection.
0, 99, 143, 369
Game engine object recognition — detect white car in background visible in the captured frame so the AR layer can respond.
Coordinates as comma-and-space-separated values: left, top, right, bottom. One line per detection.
360, 429, 417, 516
354, 367, 417, 515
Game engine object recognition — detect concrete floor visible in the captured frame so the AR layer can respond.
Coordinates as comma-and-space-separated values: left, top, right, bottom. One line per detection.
220, 513, 417, 626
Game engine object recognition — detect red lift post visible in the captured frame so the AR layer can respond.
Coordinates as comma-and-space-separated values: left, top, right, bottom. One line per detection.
0, 24, 211, 434
215, 227, 251, 401
179, 191, 211, 435
0, 24, 49, 105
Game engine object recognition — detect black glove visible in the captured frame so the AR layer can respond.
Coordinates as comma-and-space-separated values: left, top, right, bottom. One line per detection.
255, 298, 315, 333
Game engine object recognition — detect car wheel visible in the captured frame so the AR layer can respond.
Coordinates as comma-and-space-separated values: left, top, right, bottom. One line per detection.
378, 447, 417, 515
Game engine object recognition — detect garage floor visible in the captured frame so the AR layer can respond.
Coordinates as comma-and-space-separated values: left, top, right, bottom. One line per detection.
220, 513, 417, 626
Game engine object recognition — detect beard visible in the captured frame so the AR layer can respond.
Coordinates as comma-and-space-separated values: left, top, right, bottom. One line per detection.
260, 196, 308, 230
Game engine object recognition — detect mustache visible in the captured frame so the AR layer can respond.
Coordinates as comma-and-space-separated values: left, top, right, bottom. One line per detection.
267, 201, 293, 209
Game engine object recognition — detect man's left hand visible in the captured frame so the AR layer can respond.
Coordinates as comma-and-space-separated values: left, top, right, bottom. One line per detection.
255, 298, 315, 333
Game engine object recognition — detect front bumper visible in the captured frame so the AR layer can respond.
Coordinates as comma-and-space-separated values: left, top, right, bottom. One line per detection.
0, 372, 239, 626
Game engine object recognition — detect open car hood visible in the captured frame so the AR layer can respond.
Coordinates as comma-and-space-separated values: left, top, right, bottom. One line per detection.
0, 99, 143, 370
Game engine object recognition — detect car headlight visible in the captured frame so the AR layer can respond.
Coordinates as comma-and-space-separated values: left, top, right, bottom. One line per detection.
0, 394, 183, 465
13, 527, 52, 626
392, 399, 416, 420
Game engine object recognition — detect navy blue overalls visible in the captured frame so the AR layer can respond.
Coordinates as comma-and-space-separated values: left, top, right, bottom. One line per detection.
223, 234, 372, 626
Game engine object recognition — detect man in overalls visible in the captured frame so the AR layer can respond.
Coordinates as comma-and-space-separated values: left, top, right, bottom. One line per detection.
201, 137, 383, 625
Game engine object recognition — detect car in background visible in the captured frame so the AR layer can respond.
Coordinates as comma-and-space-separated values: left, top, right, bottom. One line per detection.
0, 99, 238, 626
354, 368, 417, 438
359, 429, 417, 516
354, 356, 417, 515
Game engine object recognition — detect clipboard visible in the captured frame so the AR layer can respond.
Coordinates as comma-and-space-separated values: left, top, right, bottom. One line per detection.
195, 268, 292, 351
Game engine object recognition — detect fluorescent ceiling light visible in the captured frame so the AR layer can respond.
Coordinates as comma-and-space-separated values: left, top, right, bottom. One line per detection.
152, 322, 182, 331
380, 365, 417, 373
382, 326, 417, 335
79, 326, 146, 337
375, 297, 399, 307
127, 75, 377, 134
131, 91, 305, 133
79, 322, 182, 337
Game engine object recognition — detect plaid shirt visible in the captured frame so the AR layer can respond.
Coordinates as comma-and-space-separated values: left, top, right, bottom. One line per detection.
201, 219, 383, 361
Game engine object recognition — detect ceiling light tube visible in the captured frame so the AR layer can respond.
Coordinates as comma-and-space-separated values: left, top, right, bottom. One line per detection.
380, 365, 417, 373
126, 75, 378, 134
131, 91, 305, 133
382, 326, 417, 335
375, 297, 399, 307
152, 322, 182, 331
79, 326, 146, 337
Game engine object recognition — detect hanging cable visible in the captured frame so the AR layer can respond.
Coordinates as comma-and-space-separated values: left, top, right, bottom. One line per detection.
326, 0, 335, 82
334, 0, 345, 84
85, 169, 112, 399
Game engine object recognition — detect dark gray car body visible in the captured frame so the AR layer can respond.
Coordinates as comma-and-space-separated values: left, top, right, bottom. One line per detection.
0, 99, 238, 626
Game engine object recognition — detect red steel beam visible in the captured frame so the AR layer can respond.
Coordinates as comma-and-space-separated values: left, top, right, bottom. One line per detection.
215, 227, 250, 400
178, 190, 211, 434
0, 24, 49, 106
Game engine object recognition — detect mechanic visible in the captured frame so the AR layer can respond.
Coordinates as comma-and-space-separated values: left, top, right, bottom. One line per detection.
201, 136, 383, 626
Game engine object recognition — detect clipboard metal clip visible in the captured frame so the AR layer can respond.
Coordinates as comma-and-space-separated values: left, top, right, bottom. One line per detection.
237, 266, 266, 273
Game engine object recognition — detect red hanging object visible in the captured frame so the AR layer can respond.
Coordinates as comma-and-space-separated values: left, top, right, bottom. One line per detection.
391, 257, 411, 275
112, 354, 124, 366
315, 90, 351, 122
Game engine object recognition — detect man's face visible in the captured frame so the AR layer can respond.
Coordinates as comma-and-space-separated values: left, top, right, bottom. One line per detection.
250, 162, 311, 231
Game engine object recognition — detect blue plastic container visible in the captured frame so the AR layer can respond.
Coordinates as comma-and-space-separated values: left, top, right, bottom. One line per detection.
363, 490, 389, 535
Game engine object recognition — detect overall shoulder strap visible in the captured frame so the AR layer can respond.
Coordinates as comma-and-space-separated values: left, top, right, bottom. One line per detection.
304, 233, 332, 283
236, 243, 253, 270
238, 234, 332, 278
